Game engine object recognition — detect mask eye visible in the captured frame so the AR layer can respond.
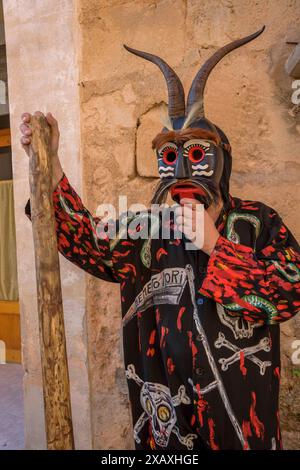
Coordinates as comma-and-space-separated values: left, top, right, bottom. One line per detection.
159, 145, 178, 165
187, 145, 205, 163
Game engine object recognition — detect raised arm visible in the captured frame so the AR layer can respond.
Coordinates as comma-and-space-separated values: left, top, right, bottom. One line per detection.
21, 111, 119, 283
200, 204, 300, 325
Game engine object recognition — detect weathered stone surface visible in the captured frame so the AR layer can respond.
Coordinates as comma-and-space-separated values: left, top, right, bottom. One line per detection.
285, 43, 300, 78
136, 103, 164, 177
280, 316, 300, 449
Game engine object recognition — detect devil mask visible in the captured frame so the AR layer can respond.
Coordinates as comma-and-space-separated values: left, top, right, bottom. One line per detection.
124, 26, 265, 208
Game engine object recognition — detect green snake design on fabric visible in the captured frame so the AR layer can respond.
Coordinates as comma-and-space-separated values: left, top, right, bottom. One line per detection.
60, 194, 160, 269
224, 211, 300, 321
59, 194, 99, 247
109, 212, 160, 268
226, 211, 300, 281
226, 212, 261, 247
111, 212, 160, 268
140, 213, 160, 268
224, 212, 278, 322
224, 295, 278, 324
59, 194, 159, 268
269, 260, 300, 283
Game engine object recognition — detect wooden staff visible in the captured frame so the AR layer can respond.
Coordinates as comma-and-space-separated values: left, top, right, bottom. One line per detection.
28, 115, 74, 450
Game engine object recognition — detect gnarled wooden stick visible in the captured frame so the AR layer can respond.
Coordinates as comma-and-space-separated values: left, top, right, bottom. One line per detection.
28, 115, 74, 450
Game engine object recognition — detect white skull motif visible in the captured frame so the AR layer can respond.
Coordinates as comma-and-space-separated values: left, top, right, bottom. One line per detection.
126, 364, 197, 449
216, 303, 261, 339
141, 381, 177, 447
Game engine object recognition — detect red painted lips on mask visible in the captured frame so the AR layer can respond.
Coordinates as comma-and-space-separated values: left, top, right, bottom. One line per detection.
170, 182, 209, 206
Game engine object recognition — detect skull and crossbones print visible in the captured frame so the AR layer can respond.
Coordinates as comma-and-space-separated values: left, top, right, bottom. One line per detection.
215, 305, 272, 376
126, 364, 198, 449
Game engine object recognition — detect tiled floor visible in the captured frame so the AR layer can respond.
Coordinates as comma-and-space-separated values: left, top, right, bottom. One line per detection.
0, 363, 24, 450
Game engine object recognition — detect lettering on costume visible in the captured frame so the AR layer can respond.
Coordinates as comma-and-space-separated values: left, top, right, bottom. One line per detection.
122, 267, 187, 326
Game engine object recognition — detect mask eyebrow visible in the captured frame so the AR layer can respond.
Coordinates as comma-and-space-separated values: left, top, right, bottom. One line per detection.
152, 128, 221, 150
182, 139, 211, 149
157, 141, 178, 154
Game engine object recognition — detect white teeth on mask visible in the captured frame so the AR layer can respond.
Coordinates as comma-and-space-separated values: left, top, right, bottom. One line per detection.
160, 172, 175, 178
192, 170, 214, 176
159, 166, 175, 172
191, 163, 209, 170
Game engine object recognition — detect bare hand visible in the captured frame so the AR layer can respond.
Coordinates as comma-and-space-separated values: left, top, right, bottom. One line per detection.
20, 111, 63, 190
175, 198, 220, 255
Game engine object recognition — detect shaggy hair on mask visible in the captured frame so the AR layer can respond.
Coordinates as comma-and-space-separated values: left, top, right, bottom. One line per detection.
151, 128, 221, 150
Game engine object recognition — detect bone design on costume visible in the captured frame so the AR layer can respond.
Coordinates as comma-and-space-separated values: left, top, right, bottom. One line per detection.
126, 364, 198, 450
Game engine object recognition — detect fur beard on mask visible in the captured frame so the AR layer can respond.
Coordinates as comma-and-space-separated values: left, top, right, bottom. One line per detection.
151, 178, 220, 207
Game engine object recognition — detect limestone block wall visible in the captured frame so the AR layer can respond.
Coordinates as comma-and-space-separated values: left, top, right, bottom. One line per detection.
78, 0, 300, 449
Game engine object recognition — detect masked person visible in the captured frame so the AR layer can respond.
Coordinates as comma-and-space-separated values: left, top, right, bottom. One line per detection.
21, 27, 300, 451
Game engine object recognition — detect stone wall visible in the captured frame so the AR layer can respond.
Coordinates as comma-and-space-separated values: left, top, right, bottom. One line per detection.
78, 0, 300, 449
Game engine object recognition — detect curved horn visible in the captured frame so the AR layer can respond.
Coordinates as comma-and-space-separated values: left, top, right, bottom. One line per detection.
186, 26, 265, 119
123, 44, 185, 119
